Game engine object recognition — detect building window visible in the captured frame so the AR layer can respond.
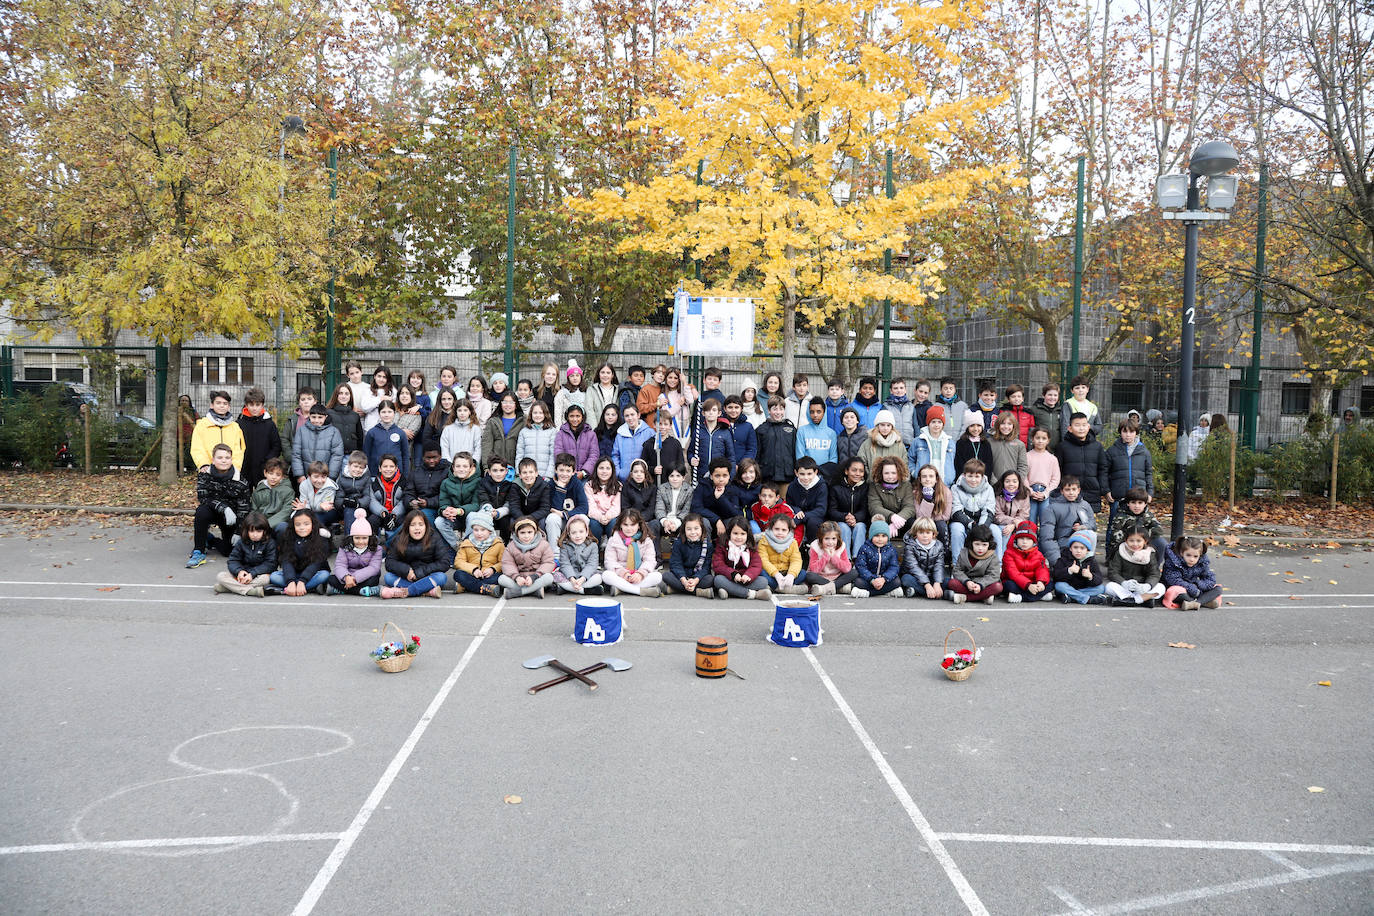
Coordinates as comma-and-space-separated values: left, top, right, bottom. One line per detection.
1109, 379, 1145, 413
1228, 379, 1244, 415
118, 365, 148, 407
21, 353, 85, 383
191, 356, 255, 386
1280, 382, 1311, 416
1362, 386, 1374, 418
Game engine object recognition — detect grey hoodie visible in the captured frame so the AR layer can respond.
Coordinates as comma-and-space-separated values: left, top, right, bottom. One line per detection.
553, 536, 601, 583
953, 547, 1000, 587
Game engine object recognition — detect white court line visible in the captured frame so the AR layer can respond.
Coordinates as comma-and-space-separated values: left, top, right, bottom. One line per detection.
0, 594, 499, 612
0, 832, 342, 854
1047, 886, 1095, 915
935, 832, 1374, 856
291, 597, 505, 916
1047, 857, 1374, 916
802, 647, 988, 915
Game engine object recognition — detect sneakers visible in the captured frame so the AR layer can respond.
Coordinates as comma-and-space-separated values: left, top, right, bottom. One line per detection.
213, 581, 229, 593
984, 595, 995, 605
951, 593, 966, 604
1008, 592, 1023, 603
248, 586, 265, 597
263, 586, 282, 596
749, 588, 773, 601
381, 586, 408, 599
533, 586, 545, 599
850, 587, 870, 598
1087, 595, 1108, 605
716, 587, 730, 600
428, 586, 443, 599
478, 584, 500, 598
1203, 597, 1222, 608
903, 586, 917, 598
640, 585, 660, 598
186, 550, 207, 569
782, 583, 808, 595
314, 583, 329, 595
810, 581, 836, 596
1181, 599, 1201, 611
695, 587, 715, 599
359, 586, 380, 597
838, 583, 853, 595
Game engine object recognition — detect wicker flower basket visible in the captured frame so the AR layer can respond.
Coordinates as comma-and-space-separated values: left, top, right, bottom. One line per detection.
943, 627, 978, 682
374, 621, 416, 673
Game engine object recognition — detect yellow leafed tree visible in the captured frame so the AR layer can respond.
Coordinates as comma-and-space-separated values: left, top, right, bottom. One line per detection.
575, 0, 1006, 382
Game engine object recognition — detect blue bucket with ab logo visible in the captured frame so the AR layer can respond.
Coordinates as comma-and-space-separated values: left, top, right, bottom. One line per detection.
768, 599, 821, 647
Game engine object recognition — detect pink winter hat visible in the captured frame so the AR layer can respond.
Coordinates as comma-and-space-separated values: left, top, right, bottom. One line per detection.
350, 508, 372, 538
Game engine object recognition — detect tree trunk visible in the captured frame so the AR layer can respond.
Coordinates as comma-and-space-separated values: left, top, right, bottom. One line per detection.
157, 342, 182, 486
781, 291, 797, 390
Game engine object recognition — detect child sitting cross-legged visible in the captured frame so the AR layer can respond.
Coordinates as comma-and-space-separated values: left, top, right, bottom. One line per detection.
553, 514, 603, 595
1051, 531, 1107, 604
1001, 520, 1052, 603
948, 524, 1003, 605
602, 508, 663, 598
499, 515, 556, 599
807, 520, 856, 596
759, 514, 810, 595
900, 517, 945, 600
189, 443, 250, 568
380, 510, 452, 599
327, 509, 384, 596
712, 516, 771, 600
851, 516, 900, 598
663, 513, 714, 598
268, 509, 332, 596
1105, 524, 1166, 606
214, 511, 277, 597
452, 510, 504, 597
1161, 535, 1222, 610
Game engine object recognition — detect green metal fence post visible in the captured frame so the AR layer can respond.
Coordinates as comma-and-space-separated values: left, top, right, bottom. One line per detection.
0, 345, 13, 398
324, 147, 339, 393
154, 345, 169, 430
1243, 165, 1267, 453
504, 143, 517, 379
1068, 155, 1086, 382
881, 149, 895, 394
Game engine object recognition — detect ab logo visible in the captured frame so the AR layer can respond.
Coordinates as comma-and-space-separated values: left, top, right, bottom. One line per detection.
583, 618, 606, 642
782, 617, 806, 643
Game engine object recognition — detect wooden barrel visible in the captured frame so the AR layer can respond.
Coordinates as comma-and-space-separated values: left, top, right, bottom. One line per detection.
695, 637, 728, 678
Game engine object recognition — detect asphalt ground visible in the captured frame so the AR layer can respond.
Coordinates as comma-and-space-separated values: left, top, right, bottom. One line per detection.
0, 521, 1371, 915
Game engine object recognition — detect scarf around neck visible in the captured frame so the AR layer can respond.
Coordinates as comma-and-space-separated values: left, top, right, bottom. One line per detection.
727, 540, 749, 566
621, 530, 641, 570
1119, 542, 1154, 565
207, 409, 234, 427
763, 529, 795, 554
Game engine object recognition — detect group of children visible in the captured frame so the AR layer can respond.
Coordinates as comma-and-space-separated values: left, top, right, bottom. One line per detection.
186, 363, 1221, 608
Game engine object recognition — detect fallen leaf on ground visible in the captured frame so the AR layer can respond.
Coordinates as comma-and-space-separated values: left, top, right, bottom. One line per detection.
1308, 786, 1325, 793
978, 617, 990, 622
1329, 580, 1338, 585
504, 795, 522, 804
1325, 541, 1341, 549
1284, 578, 1304, 584
1289, 596, 1303, 601
1223, 534, 1240, 547
1317, 681, 1332, 687
1222, 550, 1240, 558
1168, 642, 1197, 649
96, 586, 119, 592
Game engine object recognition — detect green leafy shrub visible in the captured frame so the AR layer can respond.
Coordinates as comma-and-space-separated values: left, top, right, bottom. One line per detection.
0, 388, 78, 469
1189, 430, 1258, 500
1323, 426, 1374, 504
1261, 436, 1327, 498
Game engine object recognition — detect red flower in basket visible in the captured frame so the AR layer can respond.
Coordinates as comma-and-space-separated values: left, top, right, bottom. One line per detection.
411, 635, 421, 646
941, 657, 954, 669
957, 648, 972, 659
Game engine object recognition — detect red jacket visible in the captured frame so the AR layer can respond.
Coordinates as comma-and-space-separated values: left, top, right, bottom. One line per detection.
1002, 402, 1036, 447
750, 499, 802, 544
1002, 543, 1050, 588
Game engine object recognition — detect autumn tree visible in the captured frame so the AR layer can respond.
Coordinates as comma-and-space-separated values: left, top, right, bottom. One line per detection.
576, 0, 1005, 384
0, 0, 369, 483
1216, 0, 1374, 422
406, 0, 687, 356
935, 0, 1246, 382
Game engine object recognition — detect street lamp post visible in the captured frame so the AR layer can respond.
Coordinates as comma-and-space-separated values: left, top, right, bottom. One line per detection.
1156, 140, 1240, 539
276, 115, 306, 411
